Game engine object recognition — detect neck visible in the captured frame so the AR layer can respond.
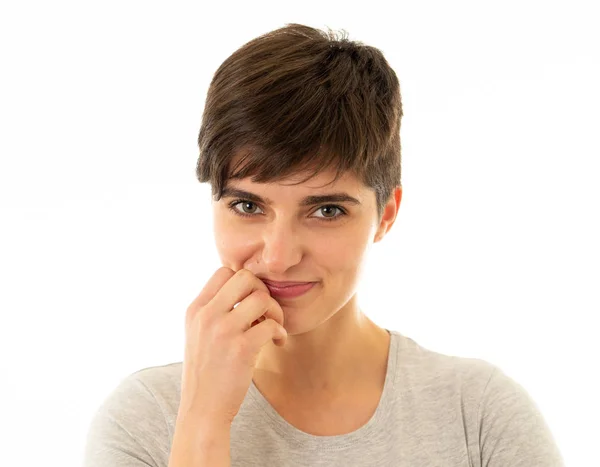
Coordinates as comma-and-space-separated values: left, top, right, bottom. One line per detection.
253, 296, 390, 399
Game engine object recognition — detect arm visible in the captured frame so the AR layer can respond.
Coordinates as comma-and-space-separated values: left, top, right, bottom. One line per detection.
82, 372, 232, 467
168, 417, 231, 467
479, 366, 565, 466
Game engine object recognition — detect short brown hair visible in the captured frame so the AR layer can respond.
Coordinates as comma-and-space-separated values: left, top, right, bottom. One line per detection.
196, 23, 402, 221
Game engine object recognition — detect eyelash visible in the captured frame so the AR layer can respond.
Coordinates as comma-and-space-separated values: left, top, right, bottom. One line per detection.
227, 199, 347, 222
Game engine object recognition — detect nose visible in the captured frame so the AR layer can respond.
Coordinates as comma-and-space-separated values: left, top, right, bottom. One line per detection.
260, 218, 303, 274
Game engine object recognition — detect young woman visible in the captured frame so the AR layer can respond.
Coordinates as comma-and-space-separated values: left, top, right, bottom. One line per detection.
83, 23, 564, 466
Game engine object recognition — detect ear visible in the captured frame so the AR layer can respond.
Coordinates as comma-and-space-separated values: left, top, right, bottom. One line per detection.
373, 186, 402, 243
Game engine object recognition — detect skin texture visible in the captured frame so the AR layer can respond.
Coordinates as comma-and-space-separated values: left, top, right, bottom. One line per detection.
211, 162, 402, 404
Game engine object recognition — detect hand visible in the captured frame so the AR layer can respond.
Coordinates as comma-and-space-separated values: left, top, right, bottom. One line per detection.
178, 267, 287, 427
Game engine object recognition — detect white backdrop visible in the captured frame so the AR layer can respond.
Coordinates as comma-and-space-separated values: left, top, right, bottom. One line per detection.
1, 1, 598, 465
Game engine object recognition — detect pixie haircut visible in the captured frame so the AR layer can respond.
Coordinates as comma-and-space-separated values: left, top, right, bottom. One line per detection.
196, 23, 402, 222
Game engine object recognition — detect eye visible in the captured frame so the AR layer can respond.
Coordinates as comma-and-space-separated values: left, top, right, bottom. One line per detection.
312, 205, 345, 221
229, 200, 264, 216
227, 199, 347, 222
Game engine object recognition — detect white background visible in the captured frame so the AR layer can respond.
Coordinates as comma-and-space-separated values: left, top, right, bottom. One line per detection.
1, 1, 598, 465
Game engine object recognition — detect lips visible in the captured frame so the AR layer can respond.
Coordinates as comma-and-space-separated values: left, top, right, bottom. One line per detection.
262, 280, 317, 299
262, 280, 313, 287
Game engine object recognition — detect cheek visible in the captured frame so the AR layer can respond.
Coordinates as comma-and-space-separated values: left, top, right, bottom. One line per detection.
213, 216, 255, 262
313, 229, 370, 268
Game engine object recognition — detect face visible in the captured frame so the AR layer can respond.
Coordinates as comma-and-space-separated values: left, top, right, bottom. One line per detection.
211, 165, 400, 335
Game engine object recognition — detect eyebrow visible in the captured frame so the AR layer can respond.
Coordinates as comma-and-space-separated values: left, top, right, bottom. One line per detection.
220, 187, 361, 207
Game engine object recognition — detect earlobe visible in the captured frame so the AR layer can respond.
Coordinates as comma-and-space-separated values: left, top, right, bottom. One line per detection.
373, 225, 385, 243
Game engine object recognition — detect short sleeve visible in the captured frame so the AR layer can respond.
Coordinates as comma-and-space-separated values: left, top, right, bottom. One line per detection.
478, 365, 565, 467
82, 374, 171, 467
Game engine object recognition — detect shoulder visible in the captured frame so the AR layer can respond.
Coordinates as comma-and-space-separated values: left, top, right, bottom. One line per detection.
82, 362, 183, 467
391, 330, 497, 397
389, 331, 565, 465
98, 361, 183, 421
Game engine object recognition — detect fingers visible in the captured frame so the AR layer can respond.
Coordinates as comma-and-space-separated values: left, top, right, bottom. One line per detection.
208, 269, 271, 317
244, 317, 288, 348
186, 268, 285, 346
226, 289, 285, 331
185, 267, 235, 324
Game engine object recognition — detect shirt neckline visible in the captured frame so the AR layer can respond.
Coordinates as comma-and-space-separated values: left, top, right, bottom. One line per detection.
246, 329, 399, 451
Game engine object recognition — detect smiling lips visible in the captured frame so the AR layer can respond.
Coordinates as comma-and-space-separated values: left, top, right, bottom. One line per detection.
262, 280, 317, 299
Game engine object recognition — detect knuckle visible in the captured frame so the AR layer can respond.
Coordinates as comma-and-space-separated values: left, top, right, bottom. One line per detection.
269, 319, 282, 334
264, 295, 281, 313
232, 337, 249, 358
185, 304, 203, 326
219, 266, 236, 277
195, 305, 212, 325
236, 268, 252, 280
185, 304, 194, 321
251, 290, 272, 311
251, 289, 270, 302
213, 321, 231, 340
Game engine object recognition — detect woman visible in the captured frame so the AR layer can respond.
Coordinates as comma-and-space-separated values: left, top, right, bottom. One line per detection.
83, 23, 564, 466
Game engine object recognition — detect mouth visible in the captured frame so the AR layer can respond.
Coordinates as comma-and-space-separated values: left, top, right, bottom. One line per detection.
261, 279, 314, 287
262, 280, 317, 299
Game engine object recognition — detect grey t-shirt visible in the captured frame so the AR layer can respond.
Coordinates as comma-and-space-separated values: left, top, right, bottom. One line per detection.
82, 330, 565, 466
